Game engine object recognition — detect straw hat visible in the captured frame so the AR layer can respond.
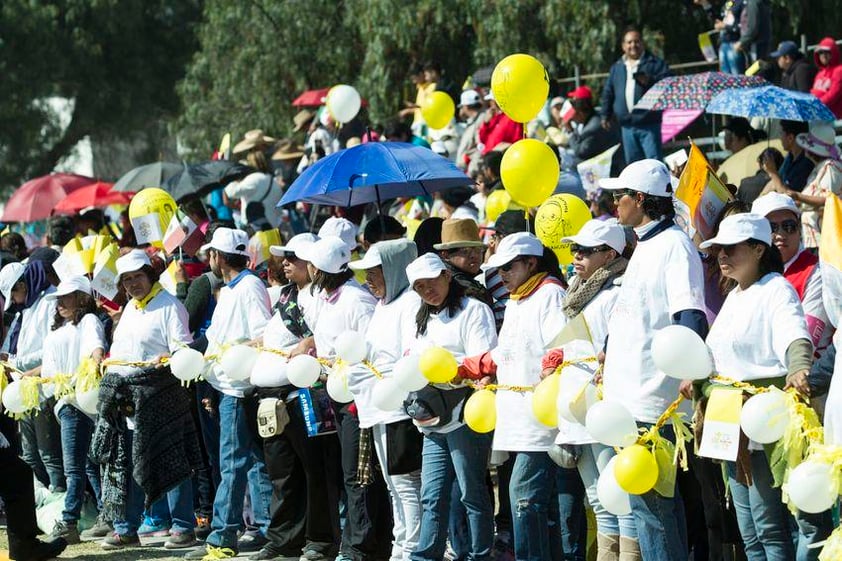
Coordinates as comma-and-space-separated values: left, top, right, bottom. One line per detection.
433, 219, 485, 250
796, 121, 839, 160
233, 129, 276, 155
271, 139, 305, 161
293, 110, 315, 132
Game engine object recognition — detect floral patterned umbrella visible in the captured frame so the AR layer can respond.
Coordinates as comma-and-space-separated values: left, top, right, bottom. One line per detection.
706, 85, 836, 122
634, 71, 767, 111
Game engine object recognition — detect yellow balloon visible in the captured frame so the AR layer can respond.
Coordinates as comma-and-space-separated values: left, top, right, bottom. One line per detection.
500, 139, 559, 208
491, 54, 550, 123
128, 187, 177, 248
614, 445, 659, 495
532, 373, 560, 427
485, 190, 511, 224
535, 194, 592, 266
421, 91, 455, 130
419, 346, 458, 384
464, 389, 497, 433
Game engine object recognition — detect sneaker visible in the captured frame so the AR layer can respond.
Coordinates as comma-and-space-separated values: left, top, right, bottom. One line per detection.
238, 530, 268, 552
302, 550, 334, 561
138, 516, 170, 538
194, 515, 211, 540
101, 532, 140, 550
249, 547, 300, 561
80, 512, 112, 540
50, 520, 80, 544
165, 531, 198, 549
183, 544, 239, 560
14, 537, 67, 561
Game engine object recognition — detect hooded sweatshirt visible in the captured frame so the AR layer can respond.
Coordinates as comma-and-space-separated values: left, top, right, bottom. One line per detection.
348, 239, 421, 428
811, 37, 842, 118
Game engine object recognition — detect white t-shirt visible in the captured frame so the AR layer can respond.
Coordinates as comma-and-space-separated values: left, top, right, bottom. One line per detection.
492, 282, 567, 452
42, 314, 106, 403
108, 289, 192, 376
603, 224, 706, 423
348, 289, 421, 429
707, 273, 810, 382
204, 272, 271, 397
556, 286, 618, 445
311, 280, 376, 361
224, 172, 283, 228
406, 296, 498, 433
10, 288, 56, 372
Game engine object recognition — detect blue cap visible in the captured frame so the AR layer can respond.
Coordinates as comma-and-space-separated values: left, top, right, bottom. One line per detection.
770, 41, 799, 58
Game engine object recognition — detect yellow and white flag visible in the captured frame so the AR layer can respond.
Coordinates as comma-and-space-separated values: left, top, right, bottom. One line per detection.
676, 143, 734, 240
91, 242, 120, 300
820, 193, 842, 328
249, 229, 282, 268
159, 260, 181, 296
548, 313, 592, 350
577, 144, 620, 194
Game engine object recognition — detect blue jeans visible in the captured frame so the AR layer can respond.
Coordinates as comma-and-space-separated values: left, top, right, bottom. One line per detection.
57, 405, 101, 522
205, 393, 272, 549
727, 452, 796, 561
112, 431, 195, 536
508, 452, 558, 561
554, 466, 586, 561
795, 508, 833, 561
719, 41, 746, 75
620, 123, 663, 164
576, 443, 637, 538
410, 426, 493, 561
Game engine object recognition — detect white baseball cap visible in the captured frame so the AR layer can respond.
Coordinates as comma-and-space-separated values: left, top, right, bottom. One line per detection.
484, 90, 495, 101
348, 243, 382, 271
46, 275, 92, 300
561, 220, 627, 254
200, 227, 250, 257
0, 262, 25, 311
599, 159, 674, 198
406, 253, 448, 286
751, 192, 801, 218
116, 249, 152, 277
484, 232, 545, 269
699, 213, 772, 249
458, 90, 481, 108
318, 217, 358, 253
269, 233, 319, 258
296, 236, 350, 274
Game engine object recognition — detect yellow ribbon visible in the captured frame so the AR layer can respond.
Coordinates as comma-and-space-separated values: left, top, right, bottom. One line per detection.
50, 373, 75, 399
19, 377, 42, 414
77, 357, 102, 392
201, 546, 238, 560
819, 525, 842, 561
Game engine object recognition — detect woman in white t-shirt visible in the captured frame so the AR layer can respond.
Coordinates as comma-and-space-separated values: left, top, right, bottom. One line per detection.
403, 253, 498, 561
701, 213, 813, 561
41, 277, 107, 544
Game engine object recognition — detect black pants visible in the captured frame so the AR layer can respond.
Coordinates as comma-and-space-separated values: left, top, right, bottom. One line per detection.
0, 416, 41, 559
19, 398, 64, 490
263, 392, 342, 556
335, 402, 392, 561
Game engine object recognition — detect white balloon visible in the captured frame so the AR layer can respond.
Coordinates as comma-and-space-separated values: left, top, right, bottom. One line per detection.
326, 85, 362, 123
2, 380, 26, 414
585, 400, 639, 447
393, 355, 428, 392
287, 355, 322, 388
597, 457, 632, 516
326, 370, 354, 403
250, 352, 288, 388
787, 461, 837, 514
169, 348, 206, 382
75, 387, 99, 416
220, 345, 259, 382
740, 390, 790, 444
334, 331, 368, 365
651, 325, 714, 380
371, 379, 409, 412
558, 376, 599, 425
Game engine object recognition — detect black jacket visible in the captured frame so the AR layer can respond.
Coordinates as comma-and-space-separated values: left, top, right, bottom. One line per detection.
781, 57, 817, 93
600, 52, 671, 127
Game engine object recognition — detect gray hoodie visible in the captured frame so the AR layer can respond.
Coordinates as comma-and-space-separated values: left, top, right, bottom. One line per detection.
376, 238, 418, 304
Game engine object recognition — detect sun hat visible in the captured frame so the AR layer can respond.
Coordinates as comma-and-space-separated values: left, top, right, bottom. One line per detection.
232, 129, 276, 155
293, 110, 315, 132
200, 227, 250, 257
699, 213, 772, 249
296, 236, 350, 274
433, 219, 485, 250
750, 192, 802, 218
0, 262, 25, 311
318, 217, 359, 253
271, 139, 305, 161
561, 220, 627, 254
484, 232, 544, 269
406, 253, 448, 286
46, 276, 92, 300
796, 121, 839, 160
269, 233, 319, 258
599, 159, 673, 198
115, 249, 152, 277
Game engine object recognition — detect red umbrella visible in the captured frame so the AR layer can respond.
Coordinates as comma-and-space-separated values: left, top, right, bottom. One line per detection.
53, 181, 131, 214
291, 87, 368, 107
2, 173, 95, 222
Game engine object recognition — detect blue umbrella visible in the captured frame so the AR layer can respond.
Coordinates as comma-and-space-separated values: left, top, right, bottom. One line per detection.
278, 142, 471, 207
706, 85, 835, 122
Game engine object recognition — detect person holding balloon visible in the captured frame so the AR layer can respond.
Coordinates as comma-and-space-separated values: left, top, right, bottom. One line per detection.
700, 213, 818, 561
402, 252, 498, 561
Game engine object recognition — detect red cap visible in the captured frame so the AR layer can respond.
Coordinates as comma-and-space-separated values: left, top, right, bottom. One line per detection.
568, 86, 593, 100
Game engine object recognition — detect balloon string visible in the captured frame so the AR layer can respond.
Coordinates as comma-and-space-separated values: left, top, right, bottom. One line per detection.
710, 375, 772, 394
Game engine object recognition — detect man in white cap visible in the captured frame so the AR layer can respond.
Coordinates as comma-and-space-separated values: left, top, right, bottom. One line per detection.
185, 228, 273, 560
598, 159, 706, 561
455, 89, 485, 172
98, 249, 199, 551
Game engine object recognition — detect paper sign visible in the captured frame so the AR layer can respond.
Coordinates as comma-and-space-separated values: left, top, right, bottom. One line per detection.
577, 144, 620, 195
698, 387, 743, 461
675, 143, 734, 240
133, 213, 163, 245
52, 253, 76, 283
698, 32, 718, 63
665, 149, 689, 170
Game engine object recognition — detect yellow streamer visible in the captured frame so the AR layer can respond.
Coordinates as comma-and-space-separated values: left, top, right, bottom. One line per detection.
77, 357, 102, 392
819, 525, 842, 561
19, 377, 42, 413
201, 546, 238, 560
50, 373, 75, 399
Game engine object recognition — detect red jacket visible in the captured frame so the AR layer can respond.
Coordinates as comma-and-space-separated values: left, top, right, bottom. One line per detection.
811, 37, 842, 118
478, 112, 523, 154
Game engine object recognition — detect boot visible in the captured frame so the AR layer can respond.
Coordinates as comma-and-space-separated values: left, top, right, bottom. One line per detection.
619, 536, 642, 561
596, 533, 620, 561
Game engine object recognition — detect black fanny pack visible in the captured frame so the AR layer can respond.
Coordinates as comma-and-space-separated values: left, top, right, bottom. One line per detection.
403, 385, 471, 427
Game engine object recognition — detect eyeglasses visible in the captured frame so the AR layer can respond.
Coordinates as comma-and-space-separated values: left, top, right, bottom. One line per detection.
769, 219, 799, 235
499, 258, 524, 272
571, 244, 610, 256
612, 189, 637, 202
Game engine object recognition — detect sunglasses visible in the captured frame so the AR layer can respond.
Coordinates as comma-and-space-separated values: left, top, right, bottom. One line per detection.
612, 189, 637, 202
571, 244, 610, 256
500, 258, 524, 272
769, 219, 799, 235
